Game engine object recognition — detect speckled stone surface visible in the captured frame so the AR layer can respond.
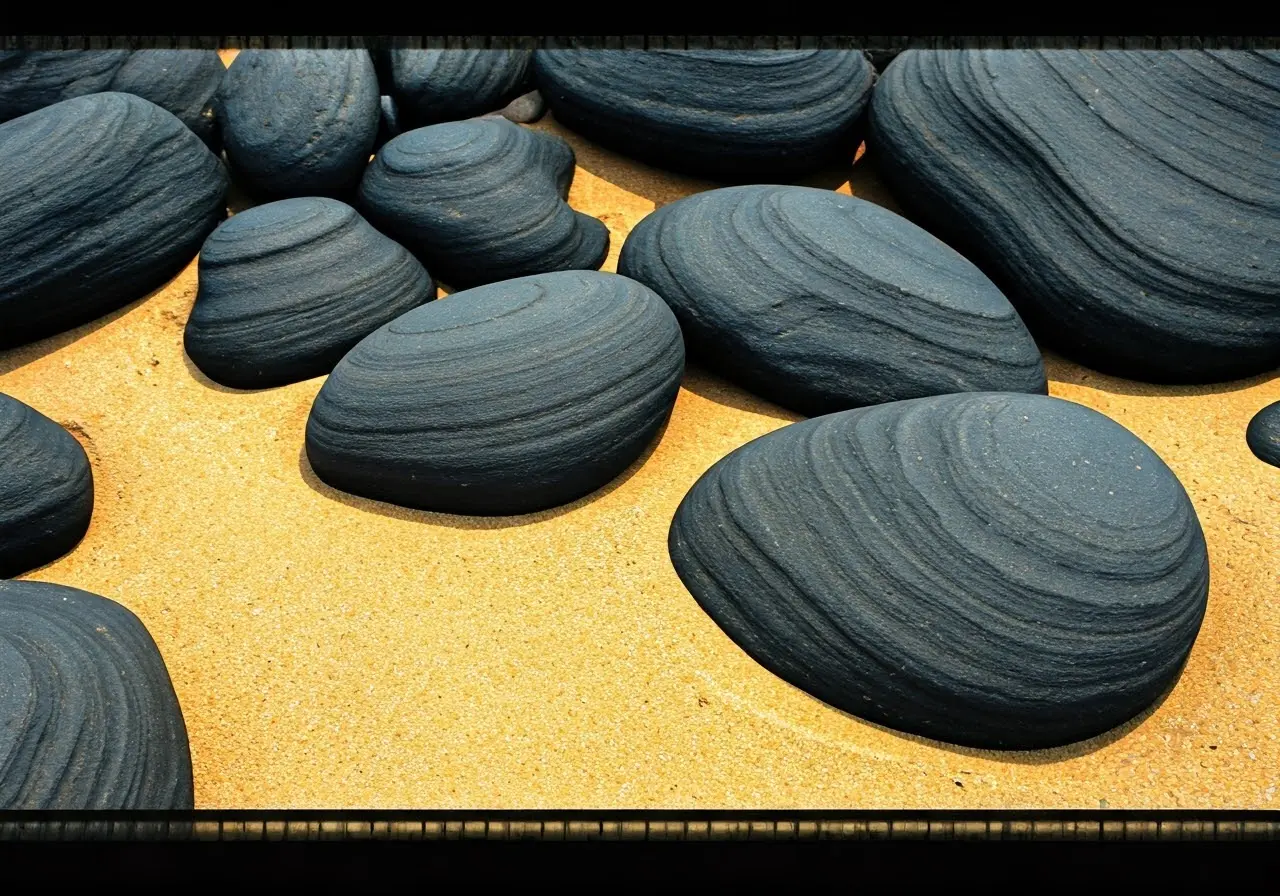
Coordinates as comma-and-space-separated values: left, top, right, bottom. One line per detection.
380, 49, 534, 127
0, 92, 228, 349
0, 50, 128, 122
306, 270, 684, 515
185, 197, 435, 389
357, 118, 608, 289
1246, 401, 1280, 468
218, 50, 380, 198
0, 579, 193, 809
868, 50, 1280, 383
108, 50, 226, 151
619, 185, 1047, 416
669, 392, 1211, 750
0, 392, 92, 578
534, 49, 875, 177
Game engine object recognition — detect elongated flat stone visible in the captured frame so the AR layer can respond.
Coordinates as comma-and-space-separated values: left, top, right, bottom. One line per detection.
108, 50, 226, 151
0, 579, 193, 809
868, 50, 1280, 382
381, 49, 534, 127
0, 92, 228, 349
669, 392, 1210, 750
0, 393, 93, 578
533, 49, 874, 177
1247, 401, 1280, 467
0, 50, 129, 122
218, 50, 379, 198
185, 197, 435, 389
619, 185, 1046, 416
357, 118, 608, 289
306, 270, 683, 515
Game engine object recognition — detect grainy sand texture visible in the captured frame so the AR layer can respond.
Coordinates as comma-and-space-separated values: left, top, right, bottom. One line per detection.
2, 50, 1276, 809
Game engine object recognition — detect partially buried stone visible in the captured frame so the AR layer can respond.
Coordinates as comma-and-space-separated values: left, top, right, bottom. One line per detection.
357, 118, 608, 289
533, 49, 874, 178
669, 392, 1210, 750
868, 50, 1280, 383
619, 185, 1047, 417
489, 89, 544, 124
185, 197, 436, 389
0, 579, 193, 809
1246, 401, 1280, 468
0, 92, 228, 349
0, 392, 93, 578
306, 270, 684, 515
380, 49, 534, 127
218, 50, 380, 198
0, 50, 129, 122
108, 50, 226, 152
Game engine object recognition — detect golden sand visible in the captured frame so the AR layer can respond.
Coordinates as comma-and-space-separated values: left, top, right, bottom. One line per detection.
1, 50, 1277, 809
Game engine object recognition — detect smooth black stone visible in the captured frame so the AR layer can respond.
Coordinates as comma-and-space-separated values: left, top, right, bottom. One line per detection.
306, 270, 684, 515
669, 392, 1210, 750
0, 393, 93, 578
1246, 401, 1280, 468
357, 118, 608, 289
868, 50, 1280, 383
0, 579, 193, 809
380, 49, 534, 128
619, 185, 1047, 417
533, 50, 875, 178
185, 197, 435, 389
218, 50, 380, 198
0, 92, 229, 349
0, 51, 129, 122
108, 50, 226, 152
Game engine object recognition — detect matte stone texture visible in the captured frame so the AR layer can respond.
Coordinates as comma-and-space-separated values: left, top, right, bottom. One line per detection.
0, 579, 193, 809
357, 118, 608, 289
306, 270, 684, 516
218, 50, 380, 198
533, 50, 875, 177
669, 392, 1210, 750
619, 185, 1047, 417
108, 50, 226, 151
0, 393, 93, 578
0, 92, 229, 349
1247, 401, 1280, 468
868, 50, 1280, 383
185, 197, 436, 389
0, 50, 129, 122
380, 49, 534, 127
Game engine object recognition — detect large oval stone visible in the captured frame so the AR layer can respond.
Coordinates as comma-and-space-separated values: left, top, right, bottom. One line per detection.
185, 197, 435, 389
218, 50, 379, 198
619, 185, 1047, 416
868, 50, 1280, 383
533, 49, 874, 177
108, 49, 226, 151
379, 48, 534, 127
0, 579, 193, 809
0, 92, 228, 349
0, 392, 93, 578
669, 392, 1210, 750
306, 270, 684, 515
357, 118, 608, 289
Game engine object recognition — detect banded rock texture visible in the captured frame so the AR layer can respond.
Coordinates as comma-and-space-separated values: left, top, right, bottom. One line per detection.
379, 49, 537, 127
218, 50, 380, 198
669, 392, 1210, 750
306, 270, 684, 515
0, 579, 193, 809
108, 50, 226, 152
0, 50, 129, 122
0, 92, 228, 349
533, 50, 875, 177
358, 118, 608, 289
869, 50, 1280, 383
185, 197, 435, 389
619, 185, 1047, 417
0, 393, 93, 578
1247, 401, 1280, 468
